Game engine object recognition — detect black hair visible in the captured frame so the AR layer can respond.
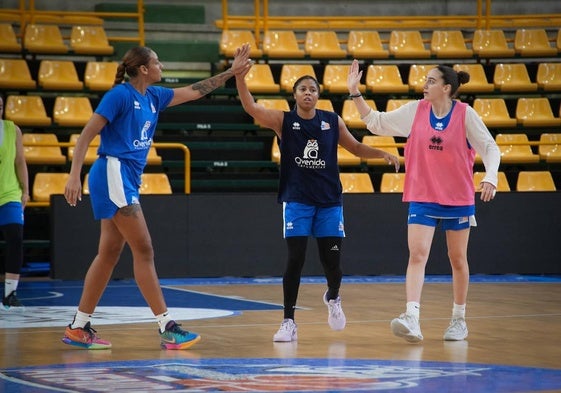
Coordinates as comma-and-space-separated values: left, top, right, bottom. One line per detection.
436, 65, 470, 98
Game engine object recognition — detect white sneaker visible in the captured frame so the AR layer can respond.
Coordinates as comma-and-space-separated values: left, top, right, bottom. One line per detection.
391, 313, 423, 343
443, 318, 468, 341
273, 319, 298, 342
323, 291, 346, 331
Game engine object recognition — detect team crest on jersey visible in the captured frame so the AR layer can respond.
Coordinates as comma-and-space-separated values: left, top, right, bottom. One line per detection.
320, 120, 331, 131
295, 139, 325, 169
303, 139, 319, 159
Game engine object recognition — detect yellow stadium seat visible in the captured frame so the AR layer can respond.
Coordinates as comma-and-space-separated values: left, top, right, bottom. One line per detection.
4, 95, 51, 127
536, 63, 561, 92
68, 134, 100, 165
380, 172, 405, 193
38, 60, 84, 91
557, 29, 561, 52
538, 133, 561, 163
0, 59, 36, 90
280, 64, 319, 93
430, 30, 473, 58
389, 30, 431, 59
304, 31, 347, 59
337, 146, 361, 166
493, 63, 538, 92
362, 135, 404, 166
316, 99, 334, 112
516, 98, 561, 127
472, 29, 515, 58
53, 96, 93, 127
514, 29, 557, 57
271, 135, 280, 164
453, 64, 495, 93
70, 25, 114, 55
23, 133, 66, 165
385, 99, 415, 112
262, 30, 304, 59
84, 61, 118, 91
516, 171, 556, 191
139, 173, 172, 194
472, 98, 517, 128
473, 171, 511, 192
339, 173, 374, 193
255, 99, 290, 127
0, 23, 21, 53
146, 146, 163, 165
342, 99, 377, 129
323, 64, 365, 94
495, 133, 540, 164
219, 30, 262, 58
244, 63, 280, 94
408, 64, 437, 93
23, 24, 68, 54
366, 64, 409, 94
32, 173, 70, 203
347, 31, 388, 59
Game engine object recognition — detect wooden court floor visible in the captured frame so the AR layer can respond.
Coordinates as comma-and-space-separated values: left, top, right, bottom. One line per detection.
1, 278, 561, 392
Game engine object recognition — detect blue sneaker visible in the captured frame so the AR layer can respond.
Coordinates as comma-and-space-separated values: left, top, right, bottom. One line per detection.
160, 321, 201, 350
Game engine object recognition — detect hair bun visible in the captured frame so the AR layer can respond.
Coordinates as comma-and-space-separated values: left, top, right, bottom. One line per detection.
457, 71, 470, 85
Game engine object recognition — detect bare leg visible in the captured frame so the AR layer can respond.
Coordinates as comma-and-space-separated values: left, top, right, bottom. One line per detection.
405, 224, 435, 303
445, 228, 471, 305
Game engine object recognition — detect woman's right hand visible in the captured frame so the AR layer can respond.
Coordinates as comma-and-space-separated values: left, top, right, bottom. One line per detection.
64, 174, 82, 206
347, 59, 363, 95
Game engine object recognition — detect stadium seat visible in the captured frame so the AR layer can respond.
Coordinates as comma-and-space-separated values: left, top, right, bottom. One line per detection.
408, 64, 437, 93
385, 99, 415, 112
339, 173, 374, 193
271, 135, 280, 164
84, 61, 118, 91
84, 173, 171, 194
493, 63, 538, 92
389, 30, 431, 58
22, 133, 66, 165
472, 29, 515, 58
304, 31, 347, 59
473, 171, 511, 192
38, 60, 84, 90
255, 99, 290, 127
362, 135, 404, 166
53, 96, 93, 127
337, 146, 361, 166
316, 99, 334, 112
0, 23, 21, 53
323, 64, 365, 94
514, 29, 557, 57
70, 25, 114, 55
32, 173, 70, 203
536, 63, 561, 91
380, 172, 406, 193
516, 171, 556, 191
262, 30, 304, 58
538, 133, 561, 163
495, 133, 540, 164
472, 98, 517, 128
515, 98, 561, 127
366, 64, 409, 94
430, 30, 473, 58
4, 95, 51, 127
346, 31, 389, 59
280, 64, 319, 92
68, 134, 100, 164
23, 24, 68, 54
557, 29, 561, 52
0, 59, 36, 90
342, 99, 377, 129
453, 64, 495, 93
244, 63, 280, 93
219, 30, 262, 58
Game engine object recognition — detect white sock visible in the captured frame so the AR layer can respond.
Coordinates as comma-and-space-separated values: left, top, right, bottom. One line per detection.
406, 301, 420, 319
452, 303, 466, 319
156, 311, 172, 333
5, 279, 18, 298
71, 310, 91, 329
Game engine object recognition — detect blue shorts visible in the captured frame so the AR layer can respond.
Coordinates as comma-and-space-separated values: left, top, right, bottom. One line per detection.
89, 156, 140, 220
283, 202, 345, 238
0, 202, 24, 226
407, 213, 475, 230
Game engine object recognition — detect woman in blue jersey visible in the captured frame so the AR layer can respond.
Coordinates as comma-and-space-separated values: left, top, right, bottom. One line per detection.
0, 95, 29, 311
235, 67, 400, 342
62, 44, 253, 350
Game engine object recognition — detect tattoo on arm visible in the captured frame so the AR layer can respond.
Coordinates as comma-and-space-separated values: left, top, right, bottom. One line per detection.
191, 71, 232, 96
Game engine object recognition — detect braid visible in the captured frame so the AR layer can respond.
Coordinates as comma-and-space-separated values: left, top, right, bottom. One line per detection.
114, 63, 127, 85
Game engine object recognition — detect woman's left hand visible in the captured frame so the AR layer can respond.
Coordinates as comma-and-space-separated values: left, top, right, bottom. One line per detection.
230, 43, 253, 76
479, 181, 497, 202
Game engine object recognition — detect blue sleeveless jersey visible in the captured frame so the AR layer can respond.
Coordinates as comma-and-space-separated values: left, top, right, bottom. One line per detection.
278, 109, 342, 207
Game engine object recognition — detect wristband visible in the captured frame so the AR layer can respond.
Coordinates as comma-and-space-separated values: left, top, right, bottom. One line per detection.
348, 93, 362, 98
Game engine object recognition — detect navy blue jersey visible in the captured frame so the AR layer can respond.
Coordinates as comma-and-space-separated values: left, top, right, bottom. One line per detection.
278, 109, 342, 207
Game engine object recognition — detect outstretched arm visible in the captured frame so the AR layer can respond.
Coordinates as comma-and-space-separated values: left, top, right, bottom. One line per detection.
347, 59, 373, 118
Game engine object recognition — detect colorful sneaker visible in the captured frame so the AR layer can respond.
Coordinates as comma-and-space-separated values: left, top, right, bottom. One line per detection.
62, 322, 112, 349
273, 318, 298, 342
2, 291, 25, 311
323, 291, 346, 331
443, 318, 468, 341
391, 313, 424, 343
160, 321, 201, 350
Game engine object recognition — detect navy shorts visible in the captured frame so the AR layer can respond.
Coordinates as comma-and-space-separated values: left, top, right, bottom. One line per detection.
282, 202, 345, 238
